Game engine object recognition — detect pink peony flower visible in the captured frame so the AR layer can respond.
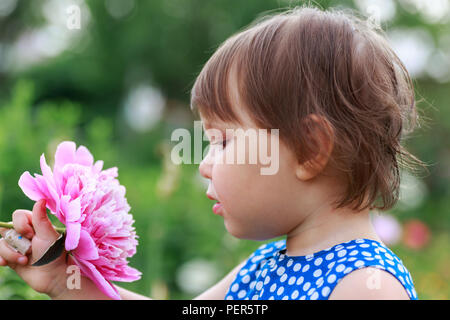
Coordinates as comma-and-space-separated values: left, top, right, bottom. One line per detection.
18, 141, 141, 299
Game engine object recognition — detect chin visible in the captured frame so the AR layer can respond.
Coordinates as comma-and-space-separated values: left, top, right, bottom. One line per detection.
224, 220, 280, 241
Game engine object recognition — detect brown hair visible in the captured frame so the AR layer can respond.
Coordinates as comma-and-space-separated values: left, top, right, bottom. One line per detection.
190, 6, 427, 212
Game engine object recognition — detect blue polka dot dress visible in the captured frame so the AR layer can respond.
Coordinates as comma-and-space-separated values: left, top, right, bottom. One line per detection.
225, 238, 418, 300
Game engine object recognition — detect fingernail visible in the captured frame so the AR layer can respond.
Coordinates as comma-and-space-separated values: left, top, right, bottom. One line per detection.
18, 256, 27, 264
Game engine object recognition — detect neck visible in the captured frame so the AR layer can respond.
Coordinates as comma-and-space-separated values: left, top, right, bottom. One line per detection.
284, 202, 381, 256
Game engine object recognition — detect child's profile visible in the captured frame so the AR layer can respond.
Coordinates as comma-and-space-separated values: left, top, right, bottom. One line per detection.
0, 5, 426, 300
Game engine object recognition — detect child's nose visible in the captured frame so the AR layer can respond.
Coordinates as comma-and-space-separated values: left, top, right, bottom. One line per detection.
199, 157, 212, 180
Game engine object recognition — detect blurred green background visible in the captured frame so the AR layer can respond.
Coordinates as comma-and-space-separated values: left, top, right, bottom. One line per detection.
0, 0, 448, 300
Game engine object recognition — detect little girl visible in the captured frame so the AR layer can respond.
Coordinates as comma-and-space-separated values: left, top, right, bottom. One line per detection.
0, 6, 422, 300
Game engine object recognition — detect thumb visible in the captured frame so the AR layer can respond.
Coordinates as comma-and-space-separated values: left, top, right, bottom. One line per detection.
31, 200, 59, 241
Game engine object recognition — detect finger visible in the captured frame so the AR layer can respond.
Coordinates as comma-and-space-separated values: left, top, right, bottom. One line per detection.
31, 200, 59, 242
12, 210, 34, 239
0, 239, 28, 266
0, 256, 7, 266
0, 227, 9, 238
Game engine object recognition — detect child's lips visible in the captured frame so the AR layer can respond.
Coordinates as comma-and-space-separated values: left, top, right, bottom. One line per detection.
206, 193, 223, 215
212, 202, 223, 215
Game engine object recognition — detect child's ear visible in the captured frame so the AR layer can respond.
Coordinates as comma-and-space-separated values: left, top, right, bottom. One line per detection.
295, 114, 335, 181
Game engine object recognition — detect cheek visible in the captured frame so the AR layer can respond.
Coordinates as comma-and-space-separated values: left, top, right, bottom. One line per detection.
211, 145, 298, 239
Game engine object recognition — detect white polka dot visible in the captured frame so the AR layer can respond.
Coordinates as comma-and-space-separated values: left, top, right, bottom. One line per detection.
270, 283, 277, 292
287, 259, 294, 267
322, 286, 331, 297
327, 261, 336, 269
311, 292, 319, 300
337, 249, 347, 257
302, 264, 310, 272
359, 243, 370, 248
307, 288, 315, 296
300, 295, 306, 300
344, 267, 353, 274
277, 286, 284, 296
239, 268, 248, 276
264, 276, 271, 285
242, 275, 250, 284
269, 296, 274, 300
362, 251, 372, 257
252, 294, 259, 300
315, 277, 324, 287
276, 266, 286, 276
306, 254, 314, 261
386, 259, 395, 266
387, 267, 396, 275
354, 260, 364, 268
291, 290, 299, 299
314, 257, 323, 266
335, 245, 345, 251
385, 253, 394, 260
313, 269, 322, 277
226, 295, 233, 300
336, 264, 345, 272
296, 276, 304, 285
256, 281, 263, 291
280, 273, 288, 283
349, 250, 358, 256
293, 263, 302, 272
282, 295, 289, 300
288, 276, 296, 285
251, 255, 265, 263
303, 282, 311, 291
325, 253, 334, 260
249, 281, 256, 290
238, 290, 246, 298
275, 241, 285, 248
231, 283, 239, 292
261, 268, 268, 278
327, 274, 337, 283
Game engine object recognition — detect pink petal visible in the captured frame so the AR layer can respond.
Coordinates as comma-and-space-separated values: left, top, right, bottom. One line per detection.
18, 172, 44, 201
39, 154, 60, 210
93, 160, 104, 174
75, 146, 94, 167
73, 229, 99, 260
67, 197, 81, 222
40, 154, 54, 186
107, 266, 142, 282
65, 222, 81, 251
54, 141, 76, 170
60, 195, 81, 222
72, 257, 121, 300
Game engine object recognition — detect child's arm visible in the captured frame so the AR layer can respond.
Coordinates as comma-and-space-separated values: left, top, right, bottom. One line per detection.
53, 262, 246, 300
193, 261, 246, 300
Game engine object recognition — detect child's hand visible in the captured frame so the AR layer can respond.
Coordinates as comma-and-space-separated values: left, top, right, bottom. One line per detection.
0, 200, 69, 298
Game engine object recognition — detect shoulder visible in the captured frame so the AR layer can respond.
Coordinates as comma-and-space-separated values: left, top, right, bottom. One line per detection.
328, 267, 410, 300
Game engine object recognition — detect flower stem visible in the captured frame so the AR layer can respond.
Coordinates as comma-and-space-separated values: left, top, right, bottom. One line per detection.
0, 221, 65, 234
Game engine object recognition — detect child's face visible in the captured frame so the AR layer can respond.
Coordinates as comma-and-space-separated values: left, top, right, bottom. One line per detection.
199, 107, 308, 241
